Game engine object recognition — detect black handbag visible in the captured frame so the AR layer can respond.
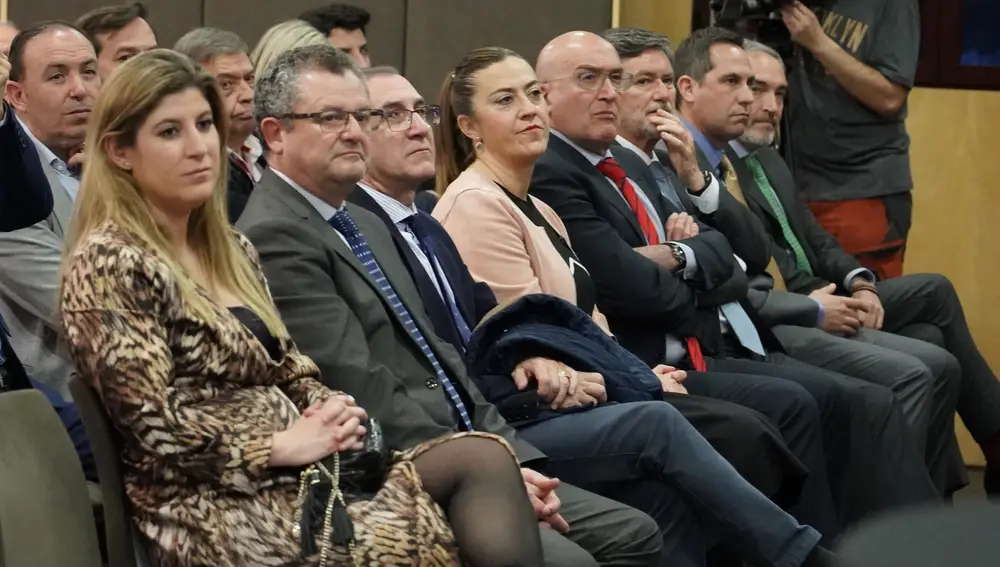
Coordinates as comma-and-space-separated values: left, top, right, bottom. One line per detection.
294, 418, 390, 566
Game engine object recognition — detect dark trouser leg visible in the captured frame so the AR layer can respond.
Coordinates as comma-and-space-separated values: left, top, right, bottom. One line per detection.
519, 402, 822, 567
662, 393, 809, 509
538, 482, 665, 567
879, 274, 1000, 444
687, 366, 841, 542
772, 324, 965, 495
762, 353, 942, 520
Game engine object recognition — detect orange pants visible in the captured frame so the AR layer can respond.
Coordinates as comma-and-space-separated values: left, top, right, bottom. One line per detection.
807, 193, 912, 280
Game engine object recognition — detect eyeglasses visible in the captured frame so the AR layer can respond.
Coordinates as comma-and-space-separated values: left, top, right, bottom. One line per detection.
380, 105, 442, 132
277, 108, 385, 132
547, 69, 633, 92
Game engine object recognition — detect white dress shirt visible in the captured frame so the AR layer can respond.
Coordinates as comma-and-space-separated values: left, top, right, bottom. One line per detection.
359, 183, 462, 309
272, 168, 350, 248
619, 135, 721, 214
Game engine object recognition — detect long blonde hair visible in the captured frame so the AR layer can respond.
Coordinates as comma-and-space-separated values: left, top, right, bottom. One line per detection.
60, 49, 288, 338
251, 20, 327, 81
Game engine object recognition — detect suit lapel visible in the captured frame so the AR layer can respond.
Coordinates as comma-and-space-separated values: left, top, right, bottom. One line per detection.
257, 171, 378, 293
652, 149, 699, 214
724, 146, 779, 223
548, 135, 645, 242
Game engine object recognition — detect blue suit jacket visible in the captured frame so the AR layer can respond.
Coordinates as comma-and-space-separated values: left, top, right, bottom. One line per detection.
347, 187, 498, 354
0, 103, 54, 231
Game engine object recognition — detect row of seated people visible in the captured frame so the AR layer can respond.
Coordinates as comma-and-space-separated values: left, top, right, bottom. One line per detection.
0, 8, 999, 567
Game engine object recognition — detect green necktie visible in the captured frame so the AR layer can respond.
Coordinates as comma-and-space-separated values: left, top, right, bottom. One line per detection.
744, 154, 814, 275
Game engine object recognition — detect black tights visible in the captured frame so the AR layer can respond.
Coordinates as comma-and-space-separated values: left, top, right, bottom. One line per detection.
413, 436, 543, 567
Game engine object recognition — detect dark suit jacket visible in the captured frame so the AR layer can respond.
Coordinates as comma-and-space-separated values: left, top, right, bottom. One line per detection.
531, 134, 744, 366
346, 187, 498, 354
236, 171, 543, 463
0, 104, 54, 231
653, 144, 821, 329
226, 156, 255, 224
726, 145, 864, 296
652, 145, 772, 276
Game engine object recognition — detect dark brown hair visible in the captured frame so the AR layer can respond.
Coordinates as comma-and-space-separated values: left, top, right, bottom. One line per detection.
75, 2, 149, 55
434, 46, 522, 195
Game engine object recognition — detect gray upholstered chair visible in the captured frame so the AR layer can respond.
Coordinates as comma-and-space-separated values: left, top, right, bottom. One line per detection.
0, 389, 103, 566
70, 376, 153, 567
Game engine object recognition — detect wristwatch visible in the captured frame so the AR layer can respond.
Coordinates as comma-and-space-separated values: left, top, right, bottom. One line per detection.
667, 242, 687, 272
687, 170, 714, 195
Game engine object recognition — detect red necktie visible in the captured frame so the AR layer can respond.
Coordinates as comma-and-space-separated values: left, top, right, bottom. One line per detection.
686, 338, 707, 372
597, 158, 706, 371
597, 157, 661, 245
233, 145, 254, 178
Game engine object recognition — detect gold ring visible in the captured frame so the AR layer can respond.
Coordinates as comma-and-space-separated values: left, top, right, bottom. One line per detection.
558, 370, 569, 378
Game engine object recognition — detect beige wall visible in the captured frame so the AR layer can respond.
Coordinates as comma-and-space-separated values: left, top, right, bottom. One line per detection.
615, 0, 998, 464
905, 87, 1000, 466
617, 0, 694, 45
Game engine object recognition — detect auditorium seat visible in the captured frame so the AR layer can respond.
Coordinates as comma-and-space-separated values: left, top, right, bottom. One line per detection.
0, 389, 103, 566
71, 376, 154, 567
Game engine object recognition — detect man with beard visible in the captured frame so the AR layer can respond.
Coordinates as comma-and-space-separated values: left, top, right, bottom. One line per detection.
0, 21, 99, 398
601, 24, 946, 523
732, 39, 1000, 497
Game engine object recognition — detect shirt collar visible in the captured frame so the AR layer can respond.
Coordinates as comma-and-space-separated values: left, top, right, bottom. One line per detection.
728, 139, 752, 159
679, 116, 725, 171
550, 129, 611, 165
614, 135, 657, 166
358, 182, 418, 225
17, 116, 67, 172
229, 134, 264, 164
272, 168, 343, 221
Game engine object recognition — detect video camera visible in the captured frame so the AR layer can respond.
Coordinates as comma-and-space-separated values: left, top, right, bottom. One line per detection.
710, 0, 795, 63
709, 0, 794, 22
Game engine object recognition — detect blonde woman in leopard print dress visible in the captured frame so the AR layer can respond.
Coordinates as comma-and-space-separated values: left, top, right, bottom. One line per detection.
58, 49, 543, 567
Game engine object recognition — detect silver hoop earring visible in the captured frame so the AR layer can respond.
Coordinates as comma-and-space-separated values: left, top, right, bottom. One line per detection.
474, 139, 484, 152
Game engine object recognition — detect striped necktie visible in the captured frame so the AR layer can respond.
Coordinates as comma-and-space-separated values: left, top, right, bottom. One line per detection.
328, 209, 474, 431
597, 157, 661, 245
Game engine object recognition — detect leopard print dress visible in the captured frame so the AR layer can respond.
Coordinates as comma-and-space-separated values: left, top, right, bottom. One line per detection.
60, 222, 512, 567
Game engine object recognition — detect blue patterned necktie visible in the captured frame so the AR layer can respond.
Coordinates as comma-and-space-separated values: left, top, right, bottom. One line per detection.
328, 209, 474, 431
401, 215, 473, 347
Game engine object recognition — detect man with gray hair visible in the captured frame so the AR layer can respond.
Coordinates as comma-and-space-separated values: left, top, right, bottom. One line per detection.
733, 39, 1000, 498
609, 25, 958, 515
237, 43, 664, 567
0, 21, 17, 56
175, 27, 260, 222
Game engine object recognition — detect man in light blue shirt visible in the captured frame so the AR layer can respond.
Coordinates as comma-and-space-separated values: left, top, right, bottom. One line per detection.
0, 21, 99, 398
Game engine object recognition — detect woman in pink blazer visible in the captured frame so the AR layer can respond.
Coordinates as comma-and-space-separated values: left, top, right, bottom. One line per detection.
431, 50, 612, 333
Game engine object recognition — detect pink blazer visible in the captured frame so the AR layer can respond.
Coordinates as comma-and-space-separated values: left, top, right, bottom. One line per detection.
433, 169, 611, 333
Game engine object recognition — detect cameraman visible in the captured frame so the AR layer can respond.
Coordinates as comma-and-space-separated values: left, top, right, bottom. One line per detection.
781, 0, 919, 279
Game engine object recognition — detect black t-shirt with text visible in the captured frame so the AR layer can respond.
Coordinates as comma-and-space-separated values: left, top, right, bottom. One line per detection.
787, 0, 920, 202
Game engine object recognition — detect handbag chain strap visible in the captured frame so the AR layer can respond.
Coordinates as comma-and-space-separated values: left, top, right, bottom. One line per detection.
292, 452, 359, 567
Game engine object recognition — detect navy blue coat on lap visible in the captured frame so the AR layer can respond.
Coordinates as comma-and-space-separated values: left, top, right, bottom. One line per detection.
465, 294, 663, 427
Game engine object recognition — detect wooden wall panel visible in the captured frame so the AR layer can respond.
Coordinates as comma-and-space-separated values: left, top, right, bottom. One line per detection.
905, 87, 1000, 466
202, 0, 406, 72
617, 0, 694, 45
403, 0, 612, 100
8, 0, 200, 48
